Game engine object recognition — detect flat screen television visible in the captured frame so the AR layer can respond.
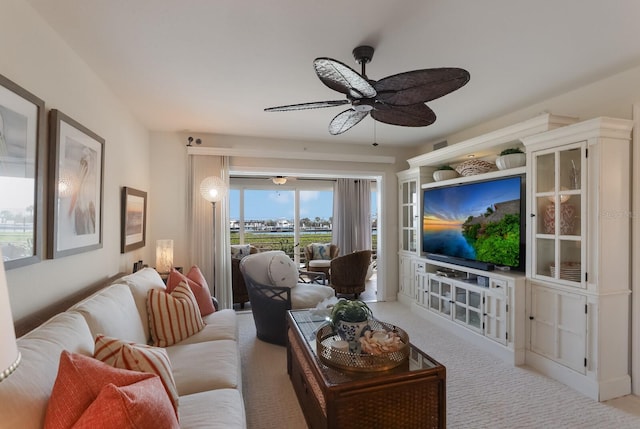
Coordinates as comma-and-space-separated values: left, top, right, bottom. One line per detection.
422, 175, 525, 271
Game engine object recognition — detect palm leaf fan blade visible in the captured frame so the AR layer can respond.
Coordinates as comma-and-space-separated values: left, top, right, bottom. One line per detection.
264, 100, 348, 112
314, 58, 376, 99
374, 68, 470, 106
371, 103, 436, 127
328, 109, 369, 135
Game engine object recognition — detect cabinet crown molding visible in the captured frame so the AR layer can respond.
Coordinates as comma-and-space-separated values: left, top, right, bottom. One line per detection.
407, 113, 577, 169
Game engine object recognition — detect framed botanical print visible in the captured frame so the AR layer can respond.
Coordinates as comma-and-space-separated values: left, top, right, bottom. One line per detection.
121, 187, 147, 253
0, 73, 45, 269
48, 109, 104, 258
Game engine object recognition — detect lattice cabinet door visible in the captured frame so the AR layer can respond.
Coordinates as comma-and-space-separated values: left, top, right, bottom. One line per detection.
484, 287, 509, 345
427, 275, 452, 318
452, 283, 483, 334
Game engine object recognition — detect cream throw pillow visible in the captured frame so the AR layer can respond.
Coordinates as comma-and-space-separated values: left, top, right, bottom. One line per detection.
267, 253, 298, 288
147, 281, 205, 347
94, 334, 179, 417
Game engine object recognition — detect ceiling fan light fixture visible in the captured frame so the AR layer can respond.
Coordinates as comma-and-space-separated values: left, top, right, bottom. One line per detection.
272, 176, 287, 185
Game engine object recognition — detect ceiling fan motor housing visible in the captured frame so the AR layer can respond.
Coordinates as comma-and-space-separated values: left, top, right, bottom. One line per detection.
353, 45, 374, 64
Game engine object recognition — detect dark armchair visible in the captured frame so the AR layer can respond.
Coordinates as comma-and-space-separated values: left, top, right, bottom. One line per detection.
240, 251, 334, 345
329, 250, 372, 298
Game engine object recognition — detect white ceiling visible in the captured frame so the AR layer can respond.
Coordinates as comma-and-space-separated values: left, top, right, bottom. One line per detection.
25, 0, 640, 148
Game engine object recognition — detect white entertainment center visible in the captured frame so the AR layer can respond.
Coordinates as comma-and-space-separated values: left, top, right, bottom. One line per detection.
397, 113, 633, 401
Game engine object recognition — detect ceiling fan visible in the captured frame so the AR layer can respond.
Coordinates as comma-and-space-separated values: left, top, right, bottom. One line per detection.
265, 45, 470, 135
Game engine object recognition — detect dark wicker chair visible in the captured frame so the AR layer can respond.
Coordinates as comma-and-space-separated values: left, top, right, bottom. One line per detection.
329, 250, 372, 298
240, 269, 292, 346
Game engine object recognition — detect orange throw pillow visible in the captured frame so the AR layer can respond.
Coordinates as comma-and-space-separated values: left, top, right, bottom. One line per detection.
166, 267, 215, 316
44, 351, 178, 429
147, 281, 206, 347
94, 335, 179, 417
72, 378, 178, 429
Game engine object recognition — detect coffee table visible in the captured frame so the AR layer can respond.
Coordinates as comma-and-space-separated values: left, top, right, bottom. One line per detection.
286, 309, 446, 429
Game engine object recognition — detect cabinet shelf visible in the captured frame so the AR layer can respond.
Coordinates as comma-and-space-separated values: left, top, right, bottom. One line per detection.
422, 166, 525, 189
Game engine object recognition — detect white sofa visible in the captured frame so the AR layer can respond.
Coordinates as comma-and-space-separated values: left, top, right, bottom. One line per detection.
0, 268, 246, 429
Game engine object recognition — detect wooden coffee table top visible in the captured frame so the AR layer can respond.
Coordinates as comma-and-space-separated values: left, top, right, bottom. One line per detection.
287, 309, 442, 386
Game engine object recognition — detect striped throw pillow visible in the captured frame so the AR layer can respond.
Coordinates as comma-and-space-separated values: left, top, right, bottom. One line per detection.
94, 335, 179, 417
147, 281, 205, 347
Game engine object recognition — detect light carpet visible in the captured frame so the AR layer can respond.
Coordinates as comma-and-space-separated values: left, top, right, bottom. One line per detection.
238, 301, 640, 429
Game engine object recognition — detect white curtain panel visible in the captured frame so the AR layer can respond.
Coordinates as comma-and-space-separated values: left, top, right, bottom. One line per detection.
187, 154, 232, 309
333, 178, 372, 254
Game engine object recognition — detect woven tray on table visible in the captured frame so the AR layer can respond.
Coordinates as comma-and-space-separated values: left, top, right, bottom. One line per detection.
316, 319, 409, 372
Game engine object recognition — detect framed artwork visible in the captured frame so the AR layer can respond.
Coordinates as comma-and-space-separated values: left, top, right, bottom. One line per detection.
0, 73, 46, 269
48, 109, 104, 258
121, 187, 147, 253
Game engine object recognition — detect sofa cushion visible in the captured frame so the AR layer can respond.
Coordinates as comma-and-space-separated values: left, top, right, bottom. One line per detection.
0, 312, 94, 429
71, 283, 148, 345
179, 309, 238, 344
94, 335, 179, 416
165, 340, 240, 396
166, 266, 215, 316
179, 389, 246, 429
291, 283, 335, 309
44, 351, 178, 429
117, 268, 167, 342
267, 253, 298, 288
148, 282, 205, 347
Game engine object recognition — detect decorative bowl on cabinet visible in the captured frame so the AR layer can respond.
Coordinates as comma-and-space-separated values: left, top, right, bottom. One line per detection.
433, 169, 459, 181
455, 159, 496, 176
496, 153, 526, 170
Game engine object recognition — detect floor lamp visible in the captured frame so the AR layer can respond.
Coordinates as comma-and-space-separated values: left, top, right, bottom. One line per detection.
199, 176, 228, 298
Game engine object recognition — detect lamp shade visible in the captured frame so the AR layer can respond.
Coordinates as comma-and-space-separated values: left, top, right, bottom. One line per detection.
199, 176, 228, 203
156, 239, 174, 274
0, 250, 21, 382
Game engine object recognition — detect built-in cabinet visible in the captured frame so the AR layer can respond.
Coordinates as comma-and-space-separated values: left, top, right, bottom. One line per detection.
522, 117, 632, 401
412, 259, 525, 364
396, 113, 633, 401
396, 168, 428, 304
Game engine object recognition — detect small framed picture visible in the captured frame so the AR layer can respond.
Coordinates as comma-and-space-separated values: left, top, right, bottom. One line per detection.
48, 109, 104, 258
121, 187, 147, 253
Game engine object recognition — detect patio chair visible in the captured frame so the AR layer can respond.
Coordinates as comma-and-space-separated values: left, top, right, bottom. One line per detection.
303, 243, 340, 280
329, 250, 372, 298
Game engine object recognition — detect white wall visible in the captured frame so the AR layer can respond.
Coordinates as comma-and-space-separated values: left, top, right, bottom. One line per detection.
409, 64, 640, 158
1, 0, 151, 321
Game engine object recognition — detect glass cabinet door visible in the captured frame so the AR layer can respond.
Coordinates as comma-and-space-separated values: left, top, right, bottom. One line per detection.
452, 284, 483, 333
428, 276, 451, 316
532, 143, 585, 287
400, 179, 418, 252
